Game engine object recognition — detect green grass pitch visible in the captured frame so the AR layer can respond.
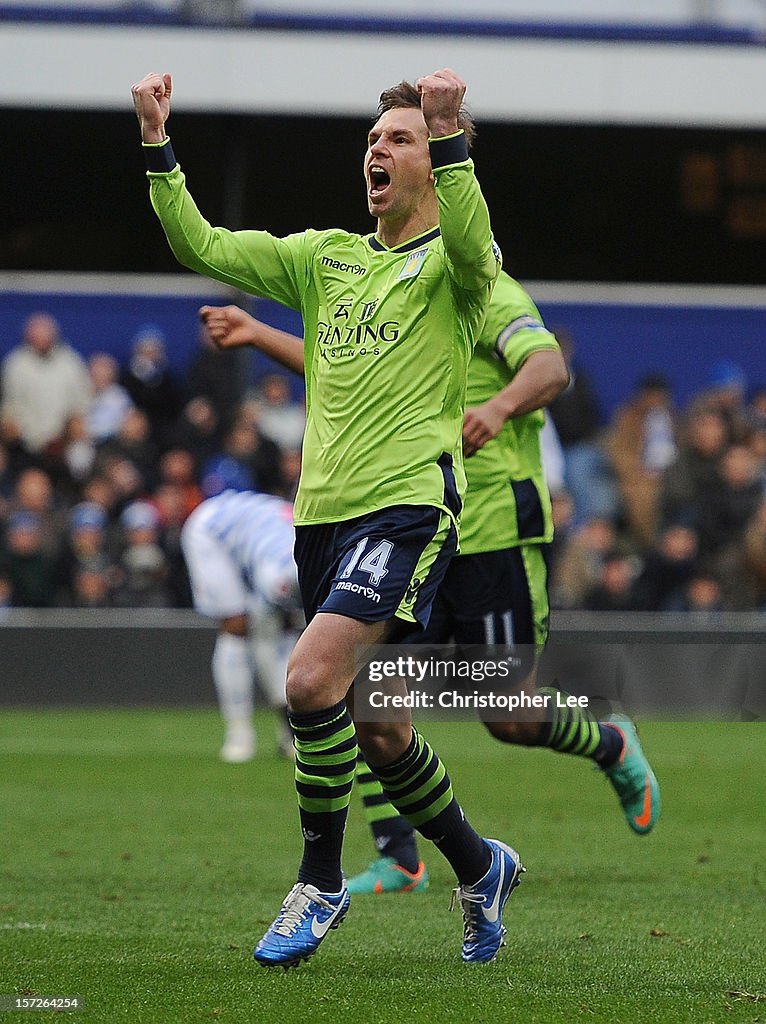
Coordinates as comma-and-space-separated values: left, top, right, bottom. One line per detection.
0, 709, 764, 1024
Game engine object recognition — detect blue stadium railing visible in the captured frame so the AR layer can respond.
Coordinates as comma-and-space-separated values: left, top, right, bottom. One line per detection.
0, 5, 764, 47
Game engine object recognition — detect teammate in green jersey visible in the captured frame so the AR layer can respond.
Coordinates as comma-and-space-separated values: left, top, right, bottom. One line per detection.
201, 271, 661, 899
132, 69, 523, 966
346, 273, 661, 891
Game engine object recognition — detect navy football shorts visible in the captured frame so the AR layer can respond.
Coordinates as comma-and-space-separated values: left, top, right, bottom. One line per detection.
294, 504, 457, 633
415, 543, 551, 648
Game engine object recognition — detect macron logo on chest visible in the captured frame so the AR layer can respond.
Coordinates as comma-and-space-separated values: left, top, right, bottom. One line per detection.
320, 256, 367, 276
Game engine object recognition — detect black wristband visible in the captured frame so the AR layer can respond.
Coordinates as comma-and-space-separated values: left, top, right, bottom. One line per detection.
143, 138, 176, 174
429, 132, 469, 170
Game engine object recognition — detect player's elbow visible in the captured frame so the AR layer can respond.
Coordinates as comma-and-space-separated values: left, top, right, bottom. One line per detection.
448, 246, 500, 291
549, 354, 571, 398
471, 252, 502, 289
525, 349, 570, 402
536, 349, 570, 399
166, 235, 208, 277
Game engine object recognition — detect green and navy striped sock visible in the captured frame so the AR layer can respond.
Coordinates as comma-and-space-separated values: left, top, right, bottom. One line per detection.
538, 686, 622, 765
371, 729, 490, 885
355, 755, 420, 873
290, 700, 358, 893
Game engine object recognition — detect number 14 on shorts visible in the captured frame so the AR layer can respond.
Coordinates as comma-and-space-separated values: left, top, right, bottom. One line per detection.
340, 537, 393, 587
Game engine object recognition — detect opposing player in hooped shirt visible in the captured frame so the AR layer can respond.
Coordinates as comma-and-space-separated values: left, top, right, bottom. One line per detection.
181, 475, 301, 762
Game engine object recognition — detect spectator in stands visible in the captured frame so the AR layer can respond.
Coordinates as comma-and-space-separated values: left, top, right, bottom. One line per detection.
80, 474, 120, 525
697, 442, 762, 557
0, 573, 12, 614
156, 448, 203, 520
739, 499, 766, 610
691, 359, 750, 444
539, 412, 566, 498
609, 373, 677, 546
278, 447, 302, 502
205, 412, 283, 497
187, 320, 248, 435
69, 556, 116, 609
97, 407, 159, 491
147, 448, 201, 607
100, 455, 146, 516
151, 481, 194, 607
200, 452, 253, 501
633, 523, 699, 610
583, 550, 643, 612
113, 499, 172, 608
548, 487, 576, 581
87, 352, 134, 443
660, 407, 728, 531
57, 415, 97, 493
750, 386, 766, 423
0, 313, 90, 466
0, 442, 14, 519
8, 467, 65, 558
252, 373, 306, 451
547, 327, 618, 524
744, 414, 766, 493
0, 511, 57, 608
120, 324, 183, 446
167, 395, 221, 470
56, 501, 118, 607
548, 516, 619, 610
663, 564, 726, 614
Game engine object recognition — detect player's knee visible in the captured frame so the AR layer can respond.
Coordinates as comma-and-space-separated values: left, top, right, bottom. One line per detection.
285, 662, 318, 711
285, 652, 333, 711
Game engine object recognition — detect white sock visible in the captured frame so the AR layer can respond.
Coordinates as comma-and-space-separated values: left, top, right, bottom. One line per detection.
212, 632, 254, 728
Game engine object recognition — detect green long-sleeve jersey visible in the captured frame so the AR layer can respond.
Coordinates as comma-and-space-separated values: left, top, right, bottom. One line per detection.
145, 136, 500, 526
460, 272, 560, 555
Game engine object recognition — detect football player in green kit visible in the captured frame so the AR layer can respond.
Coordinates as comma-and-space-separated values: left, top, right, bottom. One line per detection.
201, 270, 661, 900
345, 273, 662, 893
132, 69, 522, 966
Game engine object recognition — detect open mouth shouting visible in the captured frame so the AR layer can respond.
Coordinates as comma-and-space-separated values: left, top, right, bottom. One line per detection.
368, 164, 392, 202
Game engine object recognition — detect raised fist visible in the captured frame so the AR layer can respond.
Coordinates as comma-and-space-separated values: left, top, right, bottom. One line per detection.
131, 72, 172, 143
415, 68, 466, 139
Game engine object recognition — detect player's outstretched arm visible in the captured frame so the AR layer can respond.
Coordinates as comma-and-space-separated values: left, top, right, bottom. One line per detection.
131, 73, 308, 311
416, 69, 498, 292
131, 71, 172, 144
199, 306, 306, 378
462, 349, 569, 457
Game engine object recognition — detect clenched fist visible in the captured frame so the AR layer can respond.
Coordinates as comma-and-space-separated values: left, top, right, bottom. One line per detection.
415, 68, 466, 140
199, 305, 257, 350
131, 72, 172, 144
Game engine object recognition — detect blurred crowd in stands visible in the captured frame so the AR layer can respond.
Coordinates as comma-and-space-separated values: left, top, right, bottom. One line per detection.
547, 329, 766, 614
1, 312, 765, 613
0, 312, 303, 611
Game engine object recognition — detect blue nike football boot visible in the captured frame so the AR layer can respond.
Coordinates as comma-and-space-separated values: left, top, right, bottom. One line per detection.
449, 839, 525, 963
254, 882, 350, 969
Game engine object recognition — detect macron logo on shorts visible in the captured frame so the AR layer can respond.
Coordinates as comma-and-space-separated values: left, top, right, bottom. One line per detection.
334, 581, 381, 603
